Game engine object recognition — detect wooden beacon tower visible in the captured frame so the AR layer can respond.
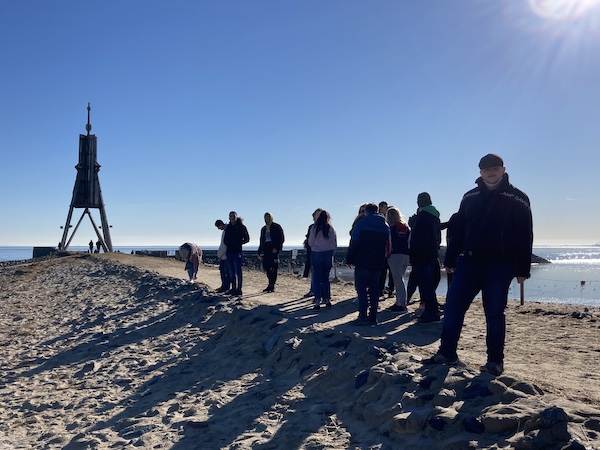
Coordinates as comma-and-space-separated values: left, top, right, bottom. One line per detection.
59, 103, 113, 252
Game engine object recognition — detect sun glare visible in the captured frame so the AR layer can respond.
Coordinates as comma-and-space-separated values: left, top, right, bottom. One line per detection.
529, 0, 600, 20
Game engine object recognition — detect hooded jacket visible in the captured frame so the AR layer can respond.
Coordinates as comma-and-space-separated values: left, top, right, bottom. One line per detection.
258, 220, 285, 255
409, 205, 441, 265
444, 173, 533, 278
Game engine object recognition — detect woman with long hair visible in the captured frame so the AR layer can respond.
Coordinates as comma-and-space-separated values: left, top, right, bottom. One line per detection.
386, 206, 411, 313
307, 210, 337, 309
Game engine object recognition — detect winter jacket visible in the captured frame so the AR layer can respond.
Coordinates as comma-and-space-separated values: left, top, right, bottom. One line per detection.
444, 173, 533, 278
409, 205, 441, 265
223, 220, 250, 253
347, 213, 390, 271
258, 222, 285, 255
389, 222, 410, 255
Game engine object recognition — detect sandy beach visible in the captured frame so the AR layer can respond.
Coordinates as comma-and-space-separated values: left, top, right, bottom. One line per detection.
0, 252, 599, 449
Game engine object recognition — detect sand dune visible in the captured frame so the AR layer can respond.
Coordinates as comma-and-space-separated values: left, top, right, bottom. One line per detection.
0, 253, 598, 449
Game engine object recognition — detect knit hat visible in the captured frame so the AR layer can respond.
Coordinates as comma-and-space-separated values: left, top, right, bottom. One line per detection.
479, 153, 504, 169
417, 192, 432, 207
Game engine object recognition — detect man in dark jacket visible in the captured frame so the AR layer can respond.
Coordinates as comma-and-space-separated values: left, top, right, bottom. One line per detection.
347, 203, 390, 325
223, 211, 250, 296
425, 154, 533, 376
409, 192, 442, 323
257, 212, 285, 293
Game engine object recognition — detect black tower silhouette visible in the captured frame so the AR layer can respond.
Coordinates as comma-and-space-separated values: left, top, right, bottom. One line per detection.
59, 103, 113, 252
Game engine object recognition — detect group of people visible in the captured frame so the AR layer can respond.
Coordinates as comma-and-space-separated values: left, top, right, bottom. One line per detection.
212, 211, 285, 296
181, 154, 533, 377
344, 154, 533, 376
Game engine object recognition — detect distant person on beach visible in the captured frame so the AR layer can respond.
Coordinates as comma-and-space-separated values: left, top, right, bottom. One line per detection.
302, 208, 322, 297
223, 211, 250, 296
386, 206, 411, 313
95, 239, 101, 253
424, 154, 533, 377
257, 213, 285, 293
346, 203, 390, 325
89, 240, 94, 254
378, 201, 394, 298
179, 242, 202, 283
409, 192, 442, 324
215, 220, 230, 293
308, 210, 337, 309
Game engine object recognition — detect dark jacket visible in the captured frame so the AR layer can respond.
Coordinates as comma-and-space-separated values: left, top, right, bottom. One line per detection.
223, 220, 250, 253
258, 223, 285, 255
409, 205, 441, 265
444, 173, 533, 278
346, 213, 390, 270
389, 222, 410, 255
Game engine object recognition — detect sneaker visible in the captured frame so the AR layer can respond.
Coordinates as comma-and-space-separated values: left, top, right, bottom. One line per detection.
325, 300, 332, 308
480, 361, 504, 376
215, 286, 228, 293
418, 311, 441, 324
313, 304, 320, 310
388, 304, 408, 313
422, 352, 459, 365
303, 291, 314, 298
387, 291, 395, 298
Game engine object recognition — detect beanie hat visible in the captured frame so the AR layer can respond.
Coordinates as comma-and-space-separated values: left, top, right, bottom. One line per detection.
479, 153, 504, 169
417, 192, 432, 207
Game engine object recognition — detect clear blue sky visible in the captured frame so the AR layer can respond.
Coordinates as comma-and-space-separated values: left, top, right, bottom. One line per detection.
2, 1, 600, 248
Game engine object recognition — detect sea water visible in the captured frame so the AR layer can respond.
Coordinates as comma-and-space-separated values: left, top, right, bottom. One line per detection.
1, 246, 599, 307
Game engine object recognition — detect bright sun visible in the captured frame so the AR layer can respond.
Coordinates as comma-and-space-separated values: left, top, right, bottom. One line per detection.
529, 0, 600, 20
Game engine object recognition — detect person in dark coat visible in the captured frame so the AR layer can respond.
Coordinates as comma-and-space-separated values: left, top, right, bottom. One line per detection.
223, 211, 250, 296
257, 212, 285, 293
409, 192, 442, 324
424, 154, 533, 377
346, 203, 390, 325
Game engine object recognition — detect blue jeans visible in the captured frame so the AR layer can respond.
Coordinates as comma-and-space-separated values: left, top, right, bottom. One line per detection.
355, 267, 380, 322
226, 252, 243, 290
310, 250, 333, 302
412, 261, 440, 313
439, 257, 515, 363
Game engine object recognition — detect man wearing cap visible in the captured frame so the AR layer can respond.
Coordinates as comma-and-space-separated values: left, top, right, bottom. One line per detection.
408, 192, 442, 323
424, 154, 533, 376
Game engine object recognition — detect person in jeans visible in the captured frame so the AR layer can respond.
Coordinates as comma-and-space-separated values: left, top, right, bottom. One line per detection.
214, 219, 230, 293
378, 201, 395, 298
409, 192, 442, 324
346, 203, 390, 325
386, 206, 411, 313
307, 210, 337, 310
179, 242, 202, 284
257, 212, 285, 293
302, 208, 323, 298
424, 154, 533, 376
223, 211, 250, 296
